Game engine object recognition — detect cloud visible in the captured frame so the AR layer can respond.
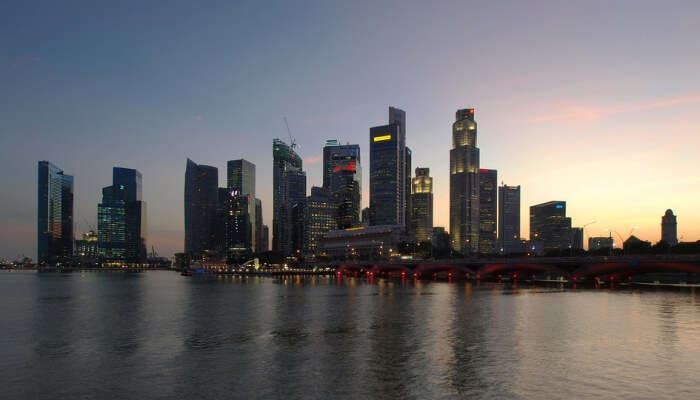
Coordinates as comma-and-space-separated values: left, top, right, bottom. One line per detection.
304, 155, 322, 165
530, 93, 700, 123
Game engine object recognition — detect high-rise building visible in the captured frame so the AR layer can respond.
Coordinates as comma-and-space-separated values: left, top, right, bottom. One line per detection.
261, 225, 269, 252
304, 187, 337, 254
221, 192, 253, 259
498, 184, 521, 254
478, 169, 497, 254
184, 159, 218, 255
98, 167, 147, 263
529, 201, 571, 251
255, 198, 263, 253
450, 108, 480, 254
405, 147, 412, 233
571, 227, 584, 250
370, 107, 407, 227
227, 159, 257, 251
411, 167, 433, 243
215, 187, 230, 253
37, 161, 74, 265
272, 139, 304, 255
431, 227, 451, 255
661, 209, 678, 245
324, 141, 361, 229
227, 159, 255, 198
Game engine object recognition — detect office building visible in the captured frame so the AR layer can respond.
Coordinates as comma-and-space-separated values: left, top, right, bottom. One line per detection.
255, 198, 264, 253
571, 227, 584, 250
411, 167, 433, 243
324, 141, 361, 229
498, 184, 521, 254
589, 236, 614, 251
370, 107, 407, 226
98, 167, 147, 263
322, 225, 406, 260
221, 192, 253, 259
405, 147, 412, 232
529, 201, 571, 251
261, 224, 269, 252
227, 159, 257, 251
478, 169, 497, 254
272, 139, 305, 255
184, 159, 218, 255
37, 161, 74, 265
661, 209, 678, 245
304, 187, 337, 254
450, 108, 480, 254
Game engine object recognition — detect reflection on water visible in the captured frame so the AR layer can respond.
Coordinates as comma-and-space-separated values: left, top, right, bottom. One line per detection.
1, 271, 699, 399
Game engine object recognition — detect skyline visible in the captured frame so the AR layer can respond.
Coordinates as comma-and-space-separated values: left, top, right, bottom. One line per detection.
3, 1, 700, 259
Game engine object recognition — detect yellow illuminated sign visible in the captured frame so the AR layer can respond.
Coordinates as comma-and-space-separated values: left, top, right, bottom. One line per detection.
373, 134, 392, 142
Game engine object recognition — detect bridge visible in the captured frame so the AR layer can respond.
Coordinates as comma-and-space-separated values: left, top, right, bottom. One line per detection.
317, 255, 700, 282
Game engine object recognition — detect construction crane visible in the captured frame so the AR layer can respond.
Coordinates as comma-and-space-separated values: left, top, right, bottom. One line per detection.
83, 217, 95, 233
283, 116, 298, 151
150, 245, 158, 259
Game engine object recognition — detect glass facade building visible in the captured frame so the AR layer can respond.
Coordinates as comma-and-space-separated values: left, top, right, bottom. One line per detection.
272, 139, 305, 255
37, 161, 74, 265
184, 159, 218, 255
303, 187, 337, 254
227, 159, 257, 251
98, 167, 147, 263
529, 201, 572, 251
498, 184, 521, 254
369, 119, 405, 226
323, 141, 361, 229
478, 169, 497, 254
411, 167, 433, 243
450, 108, 480, 254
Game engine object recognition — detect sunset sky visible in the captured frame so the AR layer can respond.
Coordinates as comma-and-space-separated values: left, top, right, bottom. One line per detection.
2, 0, 699, 259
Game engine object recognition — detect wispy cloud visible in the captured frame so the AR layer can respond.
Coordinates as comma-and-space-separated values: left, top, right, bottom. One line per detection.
304, 155, 322, 165
530, 93, 700, 123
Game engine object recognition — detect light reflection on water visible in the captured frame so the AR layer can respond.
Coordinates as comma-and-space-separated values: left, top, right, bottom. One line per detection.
1, 271, 699, 399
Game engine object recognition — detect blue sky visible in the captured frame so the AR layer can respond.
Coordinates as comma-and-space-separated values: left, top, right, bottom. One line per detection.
2, 0, 700, 259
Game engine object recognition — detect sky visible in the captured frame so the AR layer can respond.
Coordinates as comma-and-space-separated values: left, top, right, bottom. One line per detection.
1, 0, 699, 260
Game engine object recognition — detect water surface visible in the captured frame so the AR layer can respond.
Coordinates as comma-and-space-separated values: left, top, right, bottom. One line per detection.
1, 271, 699, 399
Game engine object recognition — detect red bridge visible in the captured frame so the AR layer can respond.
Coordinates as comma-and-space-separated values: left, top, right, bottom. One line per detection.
324, 255, 700, 282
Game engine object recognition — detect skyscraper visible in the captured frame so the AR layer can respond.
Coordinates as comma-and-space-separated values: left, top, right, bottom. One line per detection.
324, 140, 361, 229
98, 167, 147, 263
227, 159, 255, 198
411, 167, 433, 243
478, 169, 497, 254
370, 124, 404, 226
37, 161, 74, 265
227, 159, 257, 250
450, 108, 480, 254
661, 209, 678, 245
405, 147, 412, 234
369, 107, 407, 228
221, 192, 253, 259
304, 187, 337, 254
272, 139, 305, 255
498, 184, 521, 254
255, 198, 263, 253
261, 224, 269, 252
184, 159, 218, 256
530, 201, 571, 252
